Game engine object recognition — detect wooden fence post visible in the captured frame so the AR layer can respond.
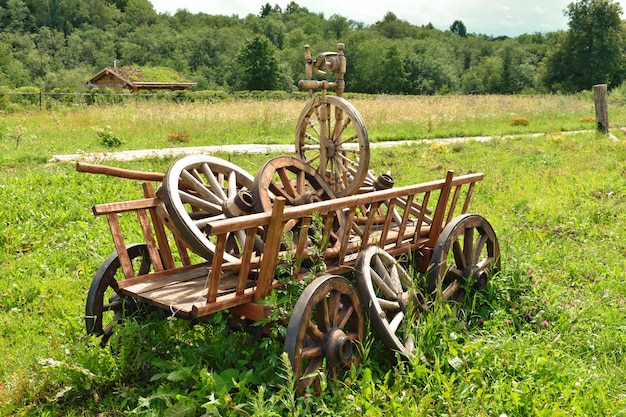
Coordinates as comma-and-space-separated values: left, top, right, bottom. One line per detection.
594, 84, 609, 134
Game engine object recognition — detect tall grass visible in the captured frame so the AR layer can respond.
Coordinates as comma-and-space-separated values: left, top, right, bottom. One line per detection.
0, 94, 621, 167
2, 95, 626, 415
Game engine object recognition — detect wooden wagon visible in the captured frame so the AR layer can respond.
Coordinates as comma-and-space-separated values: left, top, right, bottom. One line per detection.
78, 43, 500, 394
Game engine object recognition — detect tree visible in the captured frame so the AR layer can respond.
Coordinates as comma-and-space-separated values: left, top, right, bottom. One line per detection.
236, 34, 279, 90
450, 20, 466, 37
542, 0, 626, 92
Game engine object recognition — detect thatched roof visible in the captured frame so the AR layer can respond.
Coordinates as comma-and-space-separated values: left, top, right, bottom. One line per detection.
87, 66, 197, 91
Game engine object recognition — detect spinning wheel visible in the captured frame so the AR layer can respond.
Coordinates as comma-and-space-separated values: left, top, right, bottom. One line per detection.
162, 155, 257, 262
295, 43, 370, 197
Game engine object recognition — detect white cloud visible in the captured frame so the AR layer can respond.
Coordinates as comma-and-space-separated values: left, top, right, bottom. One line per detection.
150, 0, 575, 36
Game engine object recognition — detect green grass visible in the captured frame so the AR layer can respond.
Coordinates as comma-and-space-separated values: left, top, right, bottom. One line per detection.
2, 95, 626, 415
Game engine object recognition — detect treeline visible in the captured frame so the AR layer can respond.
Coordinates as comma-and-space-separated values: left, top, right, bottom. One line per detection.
0, 0, 624, 95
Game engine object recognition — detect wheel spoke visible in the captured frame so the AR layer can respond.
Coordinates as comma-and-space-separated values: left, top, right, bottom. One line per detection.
178, 189, 222, 213
200, 163, 228, 201
388, 311, 405, 334
302, 345, 323, 360
463, 227, 475, 265
452, 239, 465, 270
180, 169, 222, 205
336, 304, 355, 329
370, 267, 397, 300
377, 297, 400, 311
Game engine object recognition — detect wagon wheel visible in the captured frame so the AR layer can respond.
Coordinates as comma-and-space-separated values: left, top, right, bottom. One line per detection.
162, 155, 258, 262
85, 244, 155, 345
427, 214, 500, 300
355, 245, 428, 358
296, 95, 370, 197
284, 274, 364, 395
252, 156, 344, 248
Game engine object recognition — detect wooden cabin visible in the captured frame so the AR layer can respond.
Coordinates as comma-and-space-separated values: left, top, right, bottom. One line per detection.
87, 66, 197, 92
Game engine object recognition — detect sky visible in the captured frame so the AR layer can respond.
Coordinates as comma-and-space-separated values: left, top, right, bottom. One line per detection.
149, 0, 575, 37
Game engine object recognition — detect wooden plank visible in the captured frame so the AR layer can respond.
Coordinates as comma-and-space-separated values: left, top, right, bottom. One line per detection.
397, 194, 414, 246
254, 198, 286, 301
143, 182, 177, 270
462, 182, 476, 214
137, 209, 164, 272
293, 216, 312, 273
76, 162, 165, 182
119, 263, 209, 292
379, 199, 396, 247
446, 185, 463, 223
236, 227, 259, 295
93, 198, 162, 216
427, 170, 455, 248
338, 207, 356, 262
361, 201, 380, 247
207, 234, 227, 303
105, 212, 134, 279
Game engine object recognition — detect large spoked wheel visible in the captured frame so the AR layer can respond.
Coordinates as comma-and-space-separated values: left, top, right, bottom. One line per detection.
427, 214, 500, 300
85, 244, 154, 345
296, 95, 370, 197
284, 274, 364, 395
162, 155, 256, 262
355, 245, 427, 358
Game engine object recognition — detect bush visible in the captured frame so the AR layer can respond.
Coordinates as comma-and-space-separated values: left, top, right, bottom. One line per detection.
509, 117, 530, 126
95, 126, 122, 148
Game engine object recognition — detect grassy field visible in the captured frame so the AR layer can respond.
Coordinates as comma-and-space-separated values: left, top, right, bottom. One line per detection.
2, 94, 626, 415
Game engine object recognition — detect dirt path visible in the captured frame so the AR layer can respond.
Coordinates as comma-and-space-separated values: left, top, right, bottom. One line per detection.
49, 136, 496, 163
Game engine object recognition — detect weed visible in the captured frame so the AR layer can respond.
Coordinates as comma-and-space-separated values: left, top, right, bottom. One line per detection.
94, 126, 122, 148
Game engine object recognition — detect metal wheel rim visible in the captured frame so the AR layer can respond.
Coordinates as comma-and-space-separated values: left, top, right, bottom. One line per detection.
296, 95, 370, 197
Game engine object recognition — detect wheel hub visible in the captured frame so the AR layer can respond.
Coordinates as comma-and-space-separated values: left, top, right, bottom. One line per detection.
323, 327, 353, 366
324, 139, 336, 158
462, 264, 488, 290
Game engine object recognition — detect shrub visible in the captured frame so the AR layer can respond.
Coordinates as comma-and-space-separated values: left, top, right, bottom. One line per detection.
509, 117, 530, 126
95, 126, 122, 148
167, 131, 191, 143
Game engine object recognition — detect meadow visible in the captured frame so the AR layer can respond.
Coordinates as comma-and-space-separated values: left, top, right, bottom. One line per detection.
2, 94, 626, 415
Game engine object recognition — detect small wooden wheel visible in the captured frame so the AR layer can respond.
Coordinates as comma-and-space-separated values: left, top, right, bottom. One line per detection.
355, 245, 427, 358
162, 155, 256, 262
85, 244, 154, 345
284, 274, 364, 395
252, 156, 336, 212
296, 95, 370, 197
427, 214, 500, 299
252, 156, 344, 249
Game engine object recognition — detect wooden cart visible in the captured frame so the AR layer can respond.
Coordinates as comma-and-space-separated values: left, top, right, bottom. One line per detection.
79, 158, 499, 393
78, 44, 500, 395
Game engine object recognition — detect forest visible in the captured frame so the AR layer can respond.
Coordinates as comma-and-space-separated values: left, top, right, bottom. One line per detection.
0, 0, 624, 95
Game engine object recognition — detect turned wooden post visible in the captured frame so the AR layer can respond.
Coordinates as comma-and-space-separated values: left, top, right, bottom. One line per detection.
594, 84, 609, 134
